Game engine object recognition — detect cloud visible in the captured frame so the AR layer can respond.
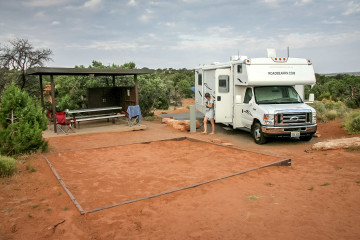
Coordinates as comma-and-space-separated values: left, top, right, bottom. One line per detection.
52, 21, 60, 25
321, 19, 343, 24
83, 0, 102, 8
343, 1, 360, 15
35, 11, 46, 18
22, 0, 65, 7
164, 22, 176, 27
138, 9, 153, 22
139, 15, 151, 22
274, 31, 360, 49
67, 40, 151, 51
295, 0, 312, 6
263, 0, 282, 3
171, 31, 360, 53
0, 33, 17, 44
128, 0, 137, 6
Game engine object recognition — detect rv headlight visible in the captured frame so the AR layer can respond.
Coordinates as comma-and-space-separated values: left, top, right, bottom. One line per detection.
264, 114, 275, 125
312, 112, 317, 124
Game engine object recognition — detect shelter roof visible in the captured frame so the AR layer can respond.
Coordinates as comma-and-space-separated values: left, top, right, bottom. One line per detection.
26, 67, 154, 76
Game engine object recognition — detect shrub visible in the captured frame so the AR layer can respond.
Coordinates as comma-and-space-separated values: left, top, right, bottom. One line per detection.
138, 76, 168, 116
344, 110, 360, 134
0, 155, 16, 177
0, 83, 48, 155
325, 110, 337, 121
310, 101, 349, 122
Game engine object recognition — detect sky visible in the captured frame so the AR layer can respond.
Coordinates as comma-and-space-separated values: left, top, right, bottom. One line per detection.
0, 0, 359, 73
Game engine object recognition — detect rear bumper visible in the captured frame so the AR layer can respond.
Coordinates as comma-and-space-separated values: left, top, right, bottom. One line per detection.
261, 124, 317, 137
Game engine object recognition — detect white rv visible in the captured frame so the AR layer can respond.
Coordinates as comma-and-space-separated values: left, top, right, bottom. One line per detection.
195, 50, 317, 144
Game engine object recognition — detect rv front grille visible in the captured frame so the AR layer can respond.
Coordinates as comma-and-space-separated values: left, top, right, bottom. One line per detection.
275, 112, 312, 126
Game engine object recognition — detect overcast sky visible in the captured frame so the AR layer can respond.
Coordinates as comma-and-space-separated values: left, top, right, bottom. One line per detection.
0, 0, 359, 73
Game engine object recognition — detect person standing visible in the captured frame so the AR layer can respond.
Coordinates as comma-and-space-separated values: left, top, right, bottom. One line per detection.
202, 93, 215, 134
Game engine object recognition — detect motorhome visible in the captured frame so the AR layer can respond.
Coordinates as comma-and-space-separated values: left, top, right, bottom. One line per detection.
195, 49, 317, 144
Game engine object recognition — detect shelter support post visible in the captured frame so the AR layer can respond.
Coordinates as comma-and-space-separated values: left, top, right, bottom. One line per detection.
50, 75, 57, 133
190, 105, 196, 132
134, 74, 139, 105
112, 75, 115, 87
39, 75, 45, 112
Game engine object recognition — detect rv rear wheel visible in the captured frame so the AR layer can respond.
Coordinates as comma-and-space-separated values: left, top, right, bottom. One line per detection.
253, 122, 267, 144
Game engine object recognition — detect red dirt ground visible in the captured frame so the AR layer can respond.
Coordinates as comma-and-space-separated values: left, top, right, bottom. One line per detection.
46, 139, 284, 211
1, 117, 359, 240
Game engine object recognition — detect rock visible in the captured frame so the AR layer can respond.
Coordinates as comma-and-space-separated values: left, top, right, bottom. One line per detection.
11, 224, 17, 233
177, 121, 186, 126
166, 119, 200, 132
183, 120, 200, 131
312, 137, 360, 150
174, 124, 187, 132
171, 121, 183, 131
313, 132, 321, 138
222, 142, 233, 147
166, 119, 178, 127
211, 139, 222, 144
161, 117, 173, 124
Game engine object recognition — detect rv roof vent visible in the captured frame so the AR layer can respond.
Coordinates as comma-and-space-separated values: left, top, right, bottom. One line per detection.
267, 48, 277, 58
211, 62, 220, 65
230, 56, 240, 61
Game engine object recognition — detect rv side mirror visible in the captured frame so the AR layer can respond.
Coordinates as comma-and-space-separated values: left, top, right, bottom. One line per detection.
309, 93, 315, 102
236, 95, 242, 104
249, 98, 254, 106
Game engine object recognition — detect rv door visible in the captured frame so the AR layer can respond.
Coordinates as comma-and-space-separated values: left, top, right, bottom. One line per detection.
215, 68, 232, 123
240, 87, 254, 128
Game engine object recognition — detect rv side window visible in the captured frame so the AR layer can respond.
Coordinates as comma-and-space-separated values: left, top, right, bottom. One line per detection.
237, 64, 242, 73
244, 88, 253, 103
218, 75, 229, 93
198, 74, 202, 85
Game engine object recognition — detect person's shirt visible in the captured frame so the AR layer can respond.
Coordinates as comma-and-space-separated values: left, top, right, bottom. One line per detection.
206, 98, 214, 111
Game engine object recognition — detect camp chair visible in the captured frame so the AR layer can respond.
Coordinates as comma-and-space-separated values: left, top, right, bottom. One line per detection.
121, 105, 142, 127
121, 111, 139, 126
56, 112, 75, 135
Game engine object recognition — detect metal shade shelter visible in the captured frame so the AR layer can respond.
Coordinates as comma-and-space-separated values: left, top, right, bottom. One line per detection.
26, 67, 154, 133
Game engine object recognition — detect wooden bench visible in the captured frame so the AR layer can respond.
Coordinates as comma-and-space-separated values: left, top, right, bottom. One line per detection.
70, 114, 126, 128
66, 106, 124, 129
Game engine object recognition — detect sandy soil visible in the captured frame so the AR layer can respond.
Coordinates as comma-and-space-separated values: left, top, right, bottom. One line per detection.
0, 115, 359, 239
46, 139, 283, 211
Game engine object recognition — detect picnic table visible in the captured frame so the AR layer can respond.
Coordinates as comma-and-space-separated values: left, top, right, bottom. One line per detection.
66, 106, 125, 128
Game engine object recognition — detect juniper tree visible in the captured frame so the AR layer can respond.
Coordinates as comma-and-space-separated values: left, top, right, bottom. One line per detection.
0, 83, 47, 155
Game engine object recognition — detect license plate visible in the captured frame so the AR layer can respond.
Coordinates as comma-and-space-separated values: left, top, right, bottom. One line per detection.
291, 131, 300, 138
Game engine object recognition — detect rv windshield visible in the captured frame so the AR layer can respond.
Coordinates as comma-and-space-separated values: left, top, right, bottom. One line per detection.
254, 86, 303, 104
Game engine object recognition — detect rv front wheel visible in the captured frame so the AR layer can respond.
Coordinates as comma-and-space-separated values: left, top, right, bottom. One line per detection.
253, 122, 267, 144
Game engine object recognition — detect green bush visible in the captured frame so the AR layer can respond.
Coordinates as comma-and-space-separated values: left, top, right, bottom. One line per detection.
344, 110, 360, 134
138, 76, 168, 116
0, 155, 16, 177
311, 74, 360, 108
325, 110, 337, 121
310, 101, 349, 122
0, 83, 48, 155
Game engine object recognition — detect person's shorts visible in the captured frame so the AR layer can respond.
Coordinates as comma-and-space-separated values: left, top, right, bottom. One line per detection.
205, 109, 214, 119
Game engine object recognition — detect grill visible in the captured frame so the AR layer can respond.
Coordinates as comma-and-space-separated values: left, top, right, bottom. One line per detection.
275, 112, 312, 126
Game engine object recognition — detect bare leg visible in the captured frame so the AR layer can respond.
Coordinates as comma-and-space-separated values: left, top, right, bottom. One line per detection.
210, 118, 215, 134
202, 116, 209, 134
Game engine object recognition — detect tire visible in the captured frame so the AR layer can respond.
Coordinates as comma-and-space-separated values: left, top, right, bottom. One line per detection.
300, 134, 313, 141
252, 122, 267, 144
